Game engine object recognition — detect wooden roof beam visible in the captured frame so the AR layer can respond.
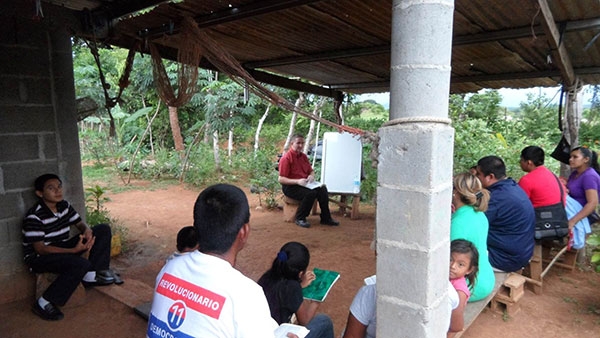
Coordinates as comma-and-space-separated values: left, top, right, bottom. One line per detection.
246, 69, 344, 100
138, 38, 343, 99
537, 0, 576, 86
452, 67, 600, 83
139, 0, 324, 38
95, 0, 171, 21
242, 18, 600, 69
244, 45, 389, 69
454, 17, 600, 45
326, 67, 600, 89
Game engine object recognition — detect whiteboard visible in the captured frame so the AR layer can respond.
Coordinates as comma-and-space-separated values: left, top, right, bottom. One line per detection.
321, 132, 362, 194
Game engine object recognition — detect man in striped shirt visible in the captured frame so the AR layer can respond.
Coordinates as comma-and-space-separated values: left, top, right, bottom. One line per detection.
23, 174, 115, 320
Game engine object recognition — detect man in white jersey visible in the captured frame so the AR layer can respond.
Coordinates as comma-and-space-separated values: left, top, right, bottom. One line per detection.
148, 184, 297, 338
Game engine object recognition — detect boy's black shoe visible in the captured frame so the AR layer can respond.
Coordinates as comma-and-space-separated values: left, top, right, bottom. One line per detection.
295, 219, 311, 228
320, 219, 339, 226
33, 302, 64, 321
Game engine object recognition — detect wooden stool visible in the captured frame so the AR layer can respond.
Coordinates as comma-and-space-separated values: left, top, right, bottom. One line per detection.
36, 273, 87, 308
282, 196, 317, 222
490, 273, 526, 316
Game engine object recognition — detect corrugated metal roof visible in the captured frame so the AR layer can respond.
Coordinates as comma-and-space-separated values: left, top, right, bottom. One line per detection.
51, 0, 600, 93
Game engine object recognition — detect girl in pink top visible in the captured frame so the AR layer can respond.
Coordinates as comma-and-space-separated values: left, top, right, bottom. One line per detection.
448, 239, 479, 337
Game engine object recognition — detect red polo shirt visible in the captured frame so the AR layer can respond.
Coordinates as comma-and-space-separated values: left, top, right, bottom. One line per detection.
518, 165, 566, 208
279, 149, 312, 179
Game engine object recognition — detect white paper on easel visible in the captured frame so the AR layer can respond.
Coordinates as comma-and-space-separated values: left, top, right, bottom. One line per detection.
321, 132, 362, 194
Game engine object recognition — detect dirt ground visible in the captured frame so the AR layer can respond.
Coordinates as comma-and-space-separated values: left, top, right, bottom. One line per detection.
107, 183, 600, 337
3, 181, 600, 337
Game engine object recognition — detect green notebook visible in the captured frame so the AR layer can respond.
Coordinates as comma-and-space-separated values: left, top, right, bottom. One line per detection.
302, 268, 340, 302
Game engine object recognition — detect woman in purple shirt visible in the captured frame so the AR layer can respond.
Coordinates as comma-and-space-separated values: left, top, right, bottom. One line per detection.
567, 147, 600, 228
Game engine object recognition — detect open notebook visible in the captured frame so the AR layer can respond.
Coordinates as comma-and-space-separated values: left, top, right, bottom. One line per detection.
302, 268, 340, 302
274, 323, 310, 338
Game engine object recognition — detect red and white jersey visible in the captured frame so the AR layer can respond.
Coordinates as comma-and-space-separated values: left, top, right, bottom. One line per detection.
147, 251, 278, 338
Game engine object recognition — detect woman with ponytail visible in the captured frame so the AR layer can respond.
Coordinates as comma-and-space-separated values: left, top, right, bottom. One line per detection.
450, 172, 494, 302
567, 146, 600, 227
258, 242, 334, 338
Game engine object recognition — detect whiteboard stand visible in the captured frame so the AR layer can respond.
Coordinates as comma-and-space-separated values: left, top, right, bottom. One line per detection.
320, 132, 362, 219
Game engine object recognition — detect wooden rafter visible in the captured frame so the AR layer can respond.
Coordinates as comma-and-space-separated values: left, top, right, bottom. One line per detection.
139, 0, 324, 38
537, 0, 576, 86
326, 67, 600, 89
242, 17, 600, 69
134, 36, 344, 99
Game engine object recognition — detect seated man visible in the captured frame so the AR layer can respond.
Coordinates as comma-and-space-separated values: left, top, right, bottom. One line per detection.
476, 156, 536, 272
23, 174, 116, 321
518, 146, 566, 208
278, 134, 339, 228
148, 184, 297, 337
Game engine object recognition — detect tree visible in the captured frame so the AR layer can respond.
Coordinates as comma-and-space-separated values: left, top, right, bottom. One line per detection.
303, 97, 326, 154
519, 93, 561, 140
282, 92, 305, 153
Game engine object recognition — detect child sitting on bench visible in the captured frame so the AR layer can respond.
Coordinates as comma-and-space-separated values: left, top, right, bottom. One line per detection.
449, 239, 479, 337
166, 226, 199, 263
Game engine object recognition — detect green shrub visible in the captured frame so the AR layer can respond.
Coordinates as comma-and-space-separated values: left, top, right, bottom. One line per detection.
588, 233, 600, 272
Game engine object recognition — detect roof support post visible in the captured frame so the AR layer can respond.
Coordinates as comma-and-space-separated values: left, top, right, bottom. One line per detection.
377, 0, 454, 337
537, 0, 576, 86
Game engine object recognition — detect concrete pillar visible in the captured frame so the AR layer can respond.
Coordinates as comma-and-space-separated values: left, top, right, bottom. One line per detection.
376, 1, 455, 337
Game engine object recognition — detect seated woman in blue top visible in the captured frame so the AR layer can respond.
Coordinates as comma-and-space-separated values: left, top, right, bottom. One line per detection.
450, 172, 495, 302
567, 147, 600, 228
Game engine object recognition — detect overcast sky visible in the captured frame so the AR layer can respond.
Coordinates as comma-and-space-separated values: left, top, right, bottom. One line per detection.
358, 86, 595, 109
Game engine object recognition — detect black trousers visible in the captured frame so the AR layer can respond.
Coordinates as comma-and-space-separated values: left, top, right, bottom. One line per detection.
282, 184, 332, 221
27, 224, 112, 306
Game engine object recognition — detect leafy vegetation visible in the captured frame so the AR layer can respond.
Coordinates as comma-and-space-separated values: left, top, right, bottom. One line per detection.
74, 43, 600, 268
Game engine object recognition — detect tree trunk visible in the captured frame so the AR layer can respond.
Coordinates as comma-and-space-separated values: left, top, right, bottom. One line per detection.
127, 100, 162, 185
168, 105, 185, 152
282, 92, 305, 153
142, 96, 155, 156
304, 97, 326, 154
203, 126, 210, 144
228, 110, 233, 166
312, 110, 323, 168
561, 85, 583, 177
213, 130, 221, 173
334, 98, 344, 126
254, 104, 271, 156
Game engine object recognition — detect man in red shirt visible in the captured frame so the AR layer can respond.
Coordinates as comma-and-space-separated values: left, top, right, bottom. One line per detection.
518, 146, 566, 208
278, 134, 339, 228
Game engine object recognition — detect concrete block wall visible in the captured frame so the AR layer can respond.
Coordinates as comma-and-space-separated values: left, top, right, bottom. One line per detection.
0, 4, 84, 304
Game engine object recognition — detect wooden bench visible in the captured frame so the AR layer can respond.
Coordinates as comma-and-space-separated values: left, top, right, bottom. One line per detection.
523, 242, 577, 295
454, 271, 508, 338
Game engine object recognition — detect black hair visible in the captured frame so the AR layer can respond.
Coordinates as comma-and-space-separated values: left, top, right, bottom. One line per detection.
176, 226, 199, 252
257, 242, 311, 324
34, 173, 61, 192
193, 184, 250, 254
571, 146, 600, 175
258, 242, 310, 284
450, 239, 479, 291
521, 146, 545, 166
477, 156, 506, 179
